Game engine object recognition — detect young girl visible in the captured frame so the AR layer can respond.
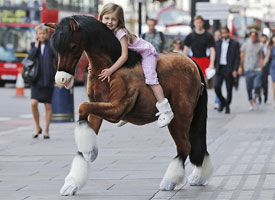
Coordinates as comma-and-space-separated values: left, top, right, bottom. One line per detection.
97, 3, 174, 127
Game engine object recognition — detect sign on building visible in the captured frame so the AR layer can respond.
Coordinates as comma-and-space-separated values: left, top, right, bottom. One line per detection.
196, 2, 229, 20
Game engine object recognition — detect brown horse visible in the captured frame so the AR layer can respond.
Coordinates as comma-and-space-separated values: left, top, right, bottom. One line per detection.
46, 15, 213, 196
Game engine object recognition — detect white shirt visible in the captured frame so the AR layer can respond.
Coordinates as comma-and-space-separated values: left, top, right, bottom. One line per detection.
219, 38, 230, 65
40, 44, 45, 55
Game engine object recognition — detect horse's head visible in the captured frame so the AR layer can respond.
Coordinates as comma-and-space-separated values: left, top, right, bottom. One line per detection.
46, 17, 84, 89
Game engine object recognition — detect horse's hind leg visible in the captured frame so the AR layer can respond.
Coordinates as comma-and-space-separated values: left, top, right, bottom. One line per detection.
159, 118, 190, 191
187, 116, 213, 186
188, 153, 213, 186
187, 85, 214, 186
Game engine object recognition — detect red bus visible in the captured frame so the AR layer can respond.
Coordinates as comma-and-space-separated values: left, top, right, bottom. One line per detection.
0, 0, 97, 87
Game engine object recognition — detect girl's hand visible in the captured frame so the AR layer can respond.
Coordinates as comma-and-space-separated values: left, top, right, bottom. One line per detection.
98, 68, 113, 82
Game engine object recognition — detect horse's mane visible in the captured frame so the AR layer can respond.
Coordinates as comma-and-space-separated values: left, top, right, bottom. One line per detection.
51, 15, 141, 68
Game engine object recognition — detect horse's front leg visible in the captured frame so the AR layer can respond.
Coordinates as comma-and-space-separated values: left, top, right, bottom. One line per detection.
75, 115, 102, 162
60, 115, 102, 196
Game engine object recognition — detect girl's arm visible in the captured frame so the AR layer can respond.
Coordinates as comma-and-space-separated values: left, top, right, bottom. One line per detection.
98, 35, 128, 82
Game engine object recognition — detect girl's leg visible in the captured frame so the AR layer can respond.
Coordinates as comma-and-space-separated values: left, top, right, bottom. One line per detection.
150, 84, 165, 103
31, 99, 41, 135
44, 103, 52, 137
141, 54, 173, 127
150, 84, 174, 128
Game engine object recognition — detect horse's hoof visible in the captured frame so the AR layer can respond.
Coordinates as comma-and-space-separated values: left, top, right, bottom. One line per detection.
159, 178, 177, 191
60, 181, 78, 196
188, 174, 208, 186
82, 147, 98, 162
188, 155, 213, 186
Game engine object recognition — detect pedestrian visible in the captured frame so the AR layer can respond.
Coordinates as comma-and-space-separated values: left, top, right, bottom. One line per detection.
171, 38, 183, 53
260, 34, 270, 103
214, 27, 240, 114
141, 18, 165, 54
214, 30, 221, 42
29, 24, 56, 138
213, 29, 222, 110
96, 3, 174, 127
239, 29, 264, 111
183, 15, 215, 83
263, 35, 275, 108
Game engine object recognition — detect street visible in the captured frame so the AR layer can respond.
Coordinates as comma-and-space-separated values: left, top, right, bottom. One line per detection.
0, 77, 274, 200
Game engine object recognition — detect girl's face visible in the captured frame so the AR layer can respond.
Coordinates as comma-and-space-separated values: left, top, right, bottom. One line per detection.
272, 36, 275, 45
101, 12, 119, 31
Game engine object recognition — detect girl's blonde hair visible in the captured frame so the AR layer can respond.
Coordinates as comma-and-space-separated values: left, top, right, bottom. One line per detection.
99, 3, 135, 43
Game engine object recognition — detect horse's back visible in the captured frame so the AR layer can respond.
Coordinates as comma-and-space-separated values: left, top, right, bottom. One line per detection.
157, 53, 201, 97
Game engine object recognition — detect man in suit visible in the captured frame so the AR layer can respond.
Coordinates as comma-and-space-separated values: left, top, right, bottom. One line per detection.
214, 27, 240, 114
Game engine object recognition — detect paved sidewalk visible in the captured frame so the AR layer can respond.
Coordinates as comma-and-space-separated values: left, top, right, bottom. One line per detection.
0, 78, 274, 200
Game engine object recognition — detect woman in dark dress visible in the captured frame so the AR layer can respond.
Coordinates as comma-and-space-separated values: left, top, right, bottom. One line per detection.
28, 24, 56, 139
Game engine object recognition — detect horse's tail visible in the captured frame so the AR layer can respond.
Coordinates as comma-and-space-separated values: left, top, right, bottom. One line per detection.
189, 62, 208, 166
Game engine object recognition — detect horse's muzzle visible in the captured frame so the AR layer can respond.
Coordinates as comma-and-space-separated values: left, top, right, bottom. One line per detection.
55, 71, 74, 89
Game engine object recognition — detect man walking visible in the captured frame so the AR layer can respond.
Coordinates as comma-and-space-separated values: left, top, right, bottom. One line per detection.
214, 27, 240, 114
183, 16, 215, 81
239, 29, 264, 111
142, 18, 165, 54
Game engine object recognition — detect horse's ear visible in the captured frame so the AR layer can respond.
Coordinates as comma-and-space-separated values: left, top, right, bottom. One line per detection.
69, 17, 79, 32
45, 23, 57, 30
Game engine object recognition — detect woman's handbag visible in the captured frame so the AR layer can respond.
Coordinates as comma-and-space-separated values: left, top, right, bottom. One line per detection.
21, 57, 39, 83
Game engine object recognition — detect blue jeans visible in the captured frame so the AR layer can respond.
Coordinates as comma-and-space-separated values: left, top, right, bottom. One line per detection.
245, 70, 262, 101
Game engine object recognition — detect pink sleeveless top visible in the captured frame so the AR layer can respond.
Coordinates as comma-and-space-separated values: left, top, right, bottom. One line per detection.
115, 29, 158, 56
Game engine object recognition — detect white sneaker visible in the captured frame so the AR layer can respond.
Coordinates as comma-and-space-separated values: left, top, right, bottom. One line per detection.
214, 103, 220, 110
156, 98, 174, 128
156, 112, 174, 128
249, 106, 254, 111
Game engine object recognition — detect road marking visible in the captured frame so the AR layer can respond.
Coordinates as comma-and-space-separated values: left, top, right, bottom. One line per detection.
0, 117, 12, 121
19, 114, 33, 118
